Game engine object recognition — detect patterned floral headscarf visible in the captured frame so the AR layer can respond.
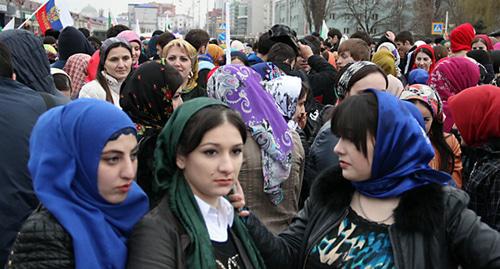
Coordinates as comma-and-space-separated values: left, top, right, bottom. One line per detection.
262, 75, 302, 129
207, 64, 294, 205
400, 84, 443, 122
64, 53, 91, 99
251, 62, 286, 81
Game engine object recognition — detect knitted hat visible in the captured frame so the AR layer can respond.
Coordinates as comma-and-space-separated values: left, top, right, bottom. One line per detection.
450, 23, 475, 53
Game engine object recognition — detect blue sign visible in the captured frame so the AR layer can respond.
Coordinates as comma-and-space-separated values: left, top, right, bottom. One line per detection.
218, 32, 226, 41
432, 22, 444, 35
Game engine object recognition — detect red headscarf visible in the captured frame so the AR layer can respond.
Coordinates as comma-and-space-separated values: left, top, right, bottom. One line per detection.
411, 44, 436, 73
85, 50, 100, 83
428, 57, 480, 132
448, 85, 500, 146
473, 34, 494, 51
450, 23, 475, 53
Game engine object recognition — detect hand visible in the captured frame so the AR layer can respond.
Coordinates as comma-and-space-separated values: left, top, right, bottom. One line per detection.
299, 43, 314, 60
228, 179, 250, 217
385, 31, 396, 42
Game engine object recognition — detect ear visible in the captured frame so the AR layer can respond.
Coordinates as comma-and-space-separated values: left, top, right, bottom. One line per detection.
176, 154, 186, 170
12, 72, 16, 81
198, 45, 206, 54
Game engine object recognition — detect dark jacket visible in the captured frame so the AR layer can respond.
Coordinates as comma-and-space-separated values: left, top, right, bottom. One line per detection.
0, 78, 49, 267
306, 55, 337, 105
462, 139, 500, 231
127, 196, 256, 269
7, 207, 74, 269
181, 84, 208, 102
246, 166, 500, 269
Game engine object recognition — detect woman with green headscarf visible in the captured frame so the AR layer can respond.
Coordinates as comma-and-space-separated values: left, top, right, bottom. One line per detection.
127, 97, 265, 269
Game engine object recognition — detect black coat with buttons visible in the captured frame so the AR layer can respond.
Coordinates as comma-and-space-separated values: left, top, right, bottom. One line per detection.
7, 207, 74, 269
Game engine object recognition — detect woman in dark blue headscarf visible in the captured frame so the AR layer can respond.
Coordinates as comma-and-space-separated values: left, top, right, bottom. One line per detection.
235, 89, 500, 268
7, 99, 149, 268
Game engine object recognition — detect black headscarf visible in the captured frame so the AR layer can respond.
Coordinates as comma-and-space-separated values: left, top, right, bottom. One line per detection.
51, 26, 95, 69
120, 61, 183, 204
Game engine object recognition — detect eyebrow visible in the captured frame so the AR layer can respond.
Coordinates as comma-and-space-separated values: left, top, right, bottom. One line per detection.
199, 142, 244, 147
102, 145, 139, 155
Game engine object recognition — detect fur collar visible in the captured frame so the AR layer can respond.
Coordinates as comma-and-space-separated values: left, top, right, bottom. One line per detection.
310, 165, 444, 235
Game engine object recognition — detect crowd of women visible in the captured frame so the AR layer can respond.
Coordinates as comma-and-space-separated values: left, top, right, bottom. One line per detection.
0, 20, 499, 269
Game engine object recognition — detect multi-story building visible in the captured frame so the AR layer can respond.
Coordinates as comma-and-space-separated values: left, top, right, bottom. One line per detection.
171, 13, 194, 34
128, 3, 158, 34
246, 0, 273, 38
206, 8, 223, 38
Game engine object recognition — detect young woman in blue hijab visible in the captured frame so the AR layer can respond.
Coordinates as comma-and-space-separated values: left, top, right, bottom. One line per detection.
7, 99, 149, 268
234, 89, 500, 268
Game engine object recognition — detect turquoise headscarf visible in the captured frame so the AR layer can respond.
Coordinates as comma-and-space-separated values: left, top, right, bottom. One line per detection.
153, 97, 265, 269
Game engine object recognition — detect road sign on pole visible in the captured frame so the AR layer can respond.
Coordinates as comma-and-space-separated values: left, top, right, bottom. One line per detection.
432, 22, 444, 35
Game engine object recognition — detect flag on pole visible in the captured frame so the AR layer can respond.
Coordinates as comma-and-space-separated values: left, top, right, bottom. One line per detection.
135, 18, 141, 35
2, 18, 15, 31
107, 11, 112, 28
320, 20, 328, 40
35, 0, 74, 34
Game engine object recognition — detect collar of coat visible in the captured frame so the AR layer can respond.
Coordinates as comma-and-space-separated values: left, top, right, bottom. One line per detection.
309, 165, 445, 235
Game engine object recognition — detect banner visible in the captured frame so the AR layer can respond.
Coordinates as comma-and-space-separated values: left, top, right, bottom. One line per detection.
35, 0, 74, 34
2, 18, 15, 31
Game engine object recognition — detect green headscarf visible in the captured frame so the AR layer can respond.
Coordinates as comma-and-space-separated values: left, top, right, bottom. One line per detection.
153, 97, 265, 269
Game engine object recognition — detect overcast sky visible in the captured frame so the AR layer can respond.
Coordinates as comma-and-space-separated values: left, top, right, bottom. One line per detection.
38, 0, 178, 14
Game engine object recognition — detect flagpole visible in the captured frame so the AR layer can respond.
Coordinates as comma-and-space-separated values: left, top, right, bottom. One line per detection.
225, 0, 231, 65
18, 0, 49, 29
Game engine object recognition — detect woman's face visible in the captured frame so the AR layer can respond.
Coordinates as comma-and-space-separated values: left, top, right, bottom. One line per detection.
231, 57, 246, 66
293, 93, 307, 128
413, 101, 433, 134
165, 46, 192, 83
130, 41, 141, 65
472, 41, 487, 51
97, 134, 138, 204
415, 51, 432, 72
172, 86, 183, 110
334, 135, 374, 181
104, 47, 132, 81
176, 122, 244, 206
348, 72, 387, 97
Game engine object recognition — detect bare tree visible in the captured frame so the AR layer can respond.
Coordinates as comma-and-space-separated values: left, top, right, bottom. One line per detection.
301, 0, 332, 33
333, 0, 402, 36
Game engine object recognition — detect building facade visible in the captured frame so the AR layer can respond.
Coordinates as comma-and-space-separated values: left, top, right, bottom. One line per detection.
128, 4, 158, 34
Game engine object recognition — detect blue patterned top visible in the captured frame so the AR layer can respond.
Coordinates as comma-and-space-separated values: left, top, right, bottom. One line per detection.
307, 207, 395, 268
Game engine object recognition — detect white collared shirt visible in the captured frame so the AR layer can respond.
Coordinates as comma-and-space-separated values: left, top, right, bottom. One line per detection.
194, 195, 234, 242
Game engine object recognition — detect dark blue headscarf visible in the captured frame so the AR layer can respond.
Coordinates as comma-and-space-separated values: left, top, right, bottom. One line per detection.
29, 99, 149, 269
352, 89, 451, 198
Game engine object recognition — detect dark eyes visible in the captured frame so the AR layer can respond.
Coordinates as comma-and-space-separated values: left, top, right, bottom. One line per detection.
202, 148, 243, 157
102, 152, 138, 165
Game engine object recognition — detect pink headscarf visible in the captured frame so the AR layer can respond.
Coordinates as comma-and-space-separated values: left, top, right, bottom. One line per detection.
428, 57, 480, 132
473, 34, 493, 51
117, 30, 142, 68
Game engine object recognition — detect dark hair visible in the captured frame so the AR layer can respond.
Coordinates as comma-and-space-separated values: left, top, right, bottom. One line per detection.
350, 31, 373, 46
433, 45, 448, 61
300, 82, 310, 100
152, 30, 164, 37
156, 31, 176, 49
395, 31, 414, 45
267, 43, 296, 65
106, 24, 130, 38
302, 35, 321, 55
335, 63, 388, 97
43, 36, 57, 45
408, 99, 454, 173
209, 39, 219, 45
44, 29, 60, 39
88, 36, 102, 50
338, 38, 370, 61
331, 92, 378, 157
328, 28, 342, 40
256, 32, 276, 56
177, 105, 247, 156
97, 42, 132, 103
53, 73, 71, 93
78, 28, 90, 38
0, 42, 13, 78
184, 29, 210, 52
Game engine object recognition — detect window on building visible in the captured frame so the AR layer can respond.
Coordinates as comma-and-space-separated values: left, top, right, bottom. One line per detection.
372, 13, 378, 20
343, 28, 350, 34
330, 13, 335, 20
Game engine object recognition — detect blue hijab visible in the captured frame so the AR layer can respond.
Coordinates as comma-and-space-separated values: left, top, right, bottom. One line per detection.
352, 89, 451, 198
28, 99, 149, 269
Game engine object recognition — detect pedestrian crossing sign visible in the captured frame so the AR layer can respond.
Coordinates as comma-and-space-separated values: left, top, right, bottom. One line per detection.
432, 22, 444, 35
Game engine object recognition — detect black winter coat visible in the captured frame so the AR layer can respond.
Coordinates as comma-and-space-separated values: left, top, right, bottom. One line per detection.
7, 207, 74, 269
246, 166, 500, 269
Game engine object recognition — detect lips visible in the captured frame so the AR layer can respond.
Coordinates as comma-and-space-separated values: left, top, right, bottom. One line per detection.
214, 179, 233, 186
117, 183, 131, 193
339, 160, 351, 169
